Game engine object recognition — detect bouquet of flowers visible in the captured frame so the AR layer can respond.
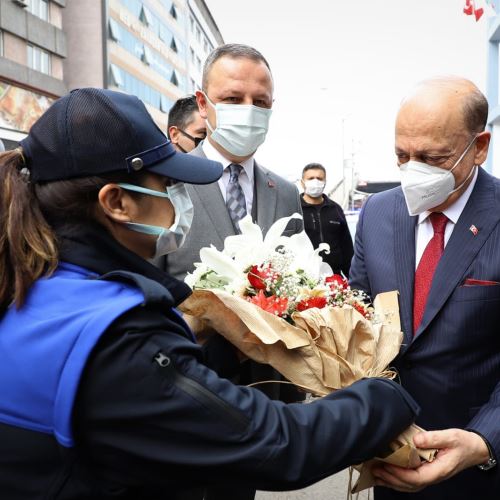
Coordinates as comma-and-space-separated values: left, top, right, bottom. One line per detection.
180, 214, 435, 492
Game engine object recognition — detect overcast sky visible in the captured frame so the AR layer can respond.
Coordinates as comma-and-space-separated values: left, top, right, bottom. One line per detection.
204, 0, 490, 185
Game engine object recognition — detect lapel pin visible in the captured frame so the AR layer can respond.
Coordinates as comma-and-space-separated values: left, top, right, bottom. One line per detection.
469, 224, 478, 236
267, 179, 276, 188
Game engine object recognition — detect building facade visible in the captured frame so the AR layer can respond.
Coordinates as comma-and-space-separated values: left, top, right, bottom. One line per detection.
186, 0, 223, 93
486, 4, 500, 175
63, 0, 223, 133
0, 0, 66, 149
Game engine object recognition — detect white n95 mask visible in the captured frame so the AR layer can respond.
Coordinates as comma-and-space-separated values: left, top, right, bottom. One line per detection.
304, 179, 326, 198
399, 136, 477, 216
117, 182, 194, 257
204, 94, 272, 157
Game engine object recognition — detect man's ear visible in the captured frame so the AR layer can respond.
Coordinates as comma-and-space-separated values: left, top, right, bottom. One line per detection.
474, 131, 491, 166
169, 126, 180, 144
98, 184, 133, 222
196, 90, 208, 119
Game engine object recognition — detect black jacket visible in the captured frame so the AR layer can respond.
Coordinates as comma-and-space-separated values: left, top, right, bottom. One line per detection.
301, 194, 354, 276
0, 223, 419, 499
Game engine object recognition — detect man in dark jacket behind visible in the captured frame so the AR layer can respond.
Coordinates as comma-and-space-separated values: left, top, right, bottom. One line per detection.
300, 163, 354, 276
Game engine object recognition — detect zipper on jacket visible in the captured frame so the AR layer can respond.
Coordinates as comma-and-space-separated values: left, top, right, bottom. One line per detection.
314, 208, 324, 243
154, 351, 250, 434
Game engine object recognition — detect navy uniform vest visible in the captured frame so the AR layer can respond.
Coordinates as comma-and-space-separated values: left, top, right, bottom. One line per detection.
0, 262, 146, 448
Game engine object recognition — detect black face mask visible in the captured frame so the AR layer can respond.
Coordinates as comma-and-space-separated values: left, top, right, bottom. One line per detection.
178, 129, 206, 148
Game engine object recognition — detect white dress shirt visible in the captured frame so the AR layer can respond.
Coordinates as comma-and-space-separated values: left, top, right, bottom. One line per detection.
202, 139, 255, 215
415, 167, 478, 268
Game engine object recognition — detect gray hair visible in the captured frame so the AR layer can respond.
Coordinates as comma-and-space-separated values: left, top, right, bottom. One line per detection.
462, 87, 489, 134
202, 43, 271, 91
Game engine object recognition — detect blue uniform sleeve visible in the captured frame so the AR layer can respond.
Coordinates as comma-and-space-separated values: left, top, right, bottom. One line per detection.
74, 307, 419, 492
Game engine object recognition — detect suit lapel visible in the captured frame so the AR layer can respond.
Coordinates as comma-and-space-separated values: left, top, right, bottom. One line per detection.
189, 145, 235, 241
191, 183, 235, 242
393, 191, 418, 351
254, 162, 277, 234
415, 168, 500, 338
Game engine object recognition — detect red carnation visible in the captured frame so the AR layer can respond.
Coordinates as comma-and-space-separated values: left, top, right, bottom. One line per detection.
352, 302, 368, 318
325, 274, 348, 290
296, 296, 328, 312
248, 290, 289, 316
247, 265, 278, 290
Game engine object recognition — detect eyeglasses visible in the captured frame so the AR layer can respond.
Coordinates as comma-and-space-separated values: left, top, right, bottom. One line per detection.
178, 128, 206, 147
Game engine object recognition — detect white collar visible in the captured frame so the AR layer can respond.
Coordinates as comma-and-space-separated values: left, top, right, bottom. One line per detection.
202, 138, 255, 182
417, 166, 479, 225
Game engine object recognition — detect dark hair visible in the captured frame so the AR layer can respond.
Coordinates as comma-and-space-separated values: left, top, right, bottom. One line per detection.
302, 163, 326, 177
167, 95, 199, 137
202, 43, 271, 91
0, 149, 148, 310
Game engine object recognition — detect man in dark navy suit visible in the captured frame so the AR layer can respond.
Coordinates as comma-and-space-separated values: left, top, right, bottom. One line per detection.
350, 77, 499, 499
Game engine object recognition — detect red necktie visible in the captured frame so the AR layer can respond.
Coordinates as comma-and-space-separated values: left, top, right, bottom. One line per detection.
413, 212, 448, 334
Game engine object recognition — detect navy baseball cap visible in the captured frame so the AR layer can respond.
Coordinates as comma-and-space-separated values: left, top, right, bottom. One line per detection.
20, 88, 222, 184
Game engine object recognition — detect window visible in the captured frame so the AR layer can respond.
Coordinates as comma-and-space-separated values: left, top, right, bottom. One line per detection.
139, 5, 153, 26
28, 0, 49, 22
142, 45, 153, 65
190, 47, 195, 64
170, 70, 178, 87
170, 37, 178, 53
169, 4, 177, 20
108, 18, 121, 42
109, 64, 124, 87
203, 39, 208, 53
190, 16, 194, 33
0, 31, 3, 58
196, 26, 201, 43
190, 78, 196, 93
160, 94, 171, 113
27, 44, 51, 75
159, 25, 168, 42
196, 56, 201, 71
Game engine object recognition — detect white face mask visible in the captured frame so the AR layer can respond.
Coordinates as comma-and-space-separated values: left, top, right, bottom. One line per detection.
204, 93, 272, 157
304, 178, 325, 198
399, 136, 478, 216
117, 182, 194, 257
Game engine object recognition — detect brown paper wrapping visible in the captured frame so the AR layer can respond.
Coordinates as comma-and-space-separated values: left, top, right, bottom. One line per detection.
179, 289, 436, 492
351, 424, 437, 493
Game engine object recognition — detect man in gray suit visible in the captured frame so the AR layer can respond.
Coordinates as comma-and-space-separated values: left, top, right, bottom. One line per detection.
162, 44, 302, 282
156, 44, 303, 500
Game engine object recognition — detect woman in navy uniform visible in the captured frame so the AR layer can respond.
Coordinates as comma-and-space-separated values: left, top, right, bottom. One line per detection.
0, 88, 418, 499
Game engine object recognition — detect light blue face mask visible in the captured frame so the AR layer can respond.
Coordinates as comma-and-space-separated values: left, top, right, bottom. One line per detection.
117, 182, 194, 257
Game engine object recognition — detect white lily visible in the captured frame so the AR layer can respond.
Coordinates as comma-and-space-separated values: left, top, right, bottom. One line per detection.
185, 213, 332, 291
223, 213, 304, 269
198, 245, 242, 281
281, 231, 332, 280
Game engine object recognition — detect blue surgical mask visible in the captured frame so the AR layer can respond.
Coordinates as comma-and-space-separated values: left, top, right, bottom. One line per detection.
117, 182, 193, 257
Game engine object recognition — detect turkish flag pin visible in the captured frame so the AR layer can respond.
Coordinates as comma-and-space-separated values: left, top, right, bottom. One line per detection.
267, 179, 276, 188
469, 224, 479, 236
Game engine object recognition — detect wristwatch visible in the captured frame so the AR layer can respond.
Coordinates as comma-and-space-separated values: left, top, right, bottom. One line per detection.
477, 436, 497, 471
478, 457, 497, 471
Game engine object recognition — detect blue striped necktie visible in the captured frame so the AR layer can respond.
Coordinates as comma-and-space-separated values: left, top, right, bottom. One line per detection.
226, 163, 247, 232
